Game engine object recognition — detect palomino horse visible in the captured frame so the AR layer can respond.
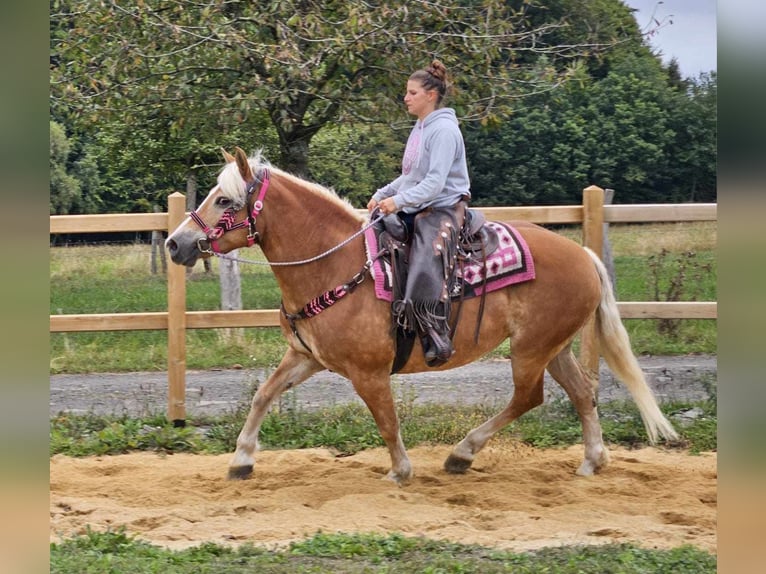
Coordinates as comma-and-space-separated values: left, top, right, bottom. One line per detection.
166, 147, 678, 484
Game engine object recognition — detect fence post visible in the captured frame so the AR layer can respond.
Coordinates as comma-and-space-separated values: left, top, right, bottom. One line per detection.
580, 185, 605, 386
167, 192, 187, 426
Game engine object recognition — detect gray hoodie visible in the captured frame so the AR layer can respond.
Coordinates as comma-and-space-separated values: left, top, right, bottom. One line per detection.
373, 107, 470, 214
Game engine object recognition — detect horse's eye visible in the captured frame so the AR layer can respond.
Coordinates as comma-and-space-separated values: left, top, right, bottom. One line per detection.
216, 197, 232, 208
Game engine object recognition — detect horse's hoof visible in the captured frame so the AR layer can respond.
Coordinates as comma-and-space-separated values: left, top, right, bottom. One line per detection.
444, 454, 473, 474
384, 468, 413, 486
576, 448, 610, 476
228, 465, 254, 480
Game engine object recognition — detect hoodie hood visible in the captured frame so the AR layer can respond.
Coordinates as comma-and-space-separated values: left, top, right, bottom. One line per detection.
421, 107, 458, 128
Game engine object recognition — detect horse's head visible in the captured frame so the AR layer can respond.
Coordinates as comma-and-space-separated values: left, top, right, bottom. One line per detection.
166, 147, 269, 267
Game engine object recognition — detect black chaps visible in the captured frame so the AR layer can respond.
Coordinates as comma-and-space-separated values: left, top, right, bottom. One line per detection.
394, 200, 467, 336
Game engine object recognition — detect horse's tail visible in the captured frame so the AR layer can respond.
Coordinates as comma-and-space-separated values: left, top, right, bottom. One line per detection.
584, 247, 679, 443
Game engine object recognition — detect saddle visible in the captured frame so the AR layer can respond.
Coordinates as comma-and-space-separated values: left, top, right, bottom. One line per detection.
373, 208, 502, 372
378, 208, 499, 263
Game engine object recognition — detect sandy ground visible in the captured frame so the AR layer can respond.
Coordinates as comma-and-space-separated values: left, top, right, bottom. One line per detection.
50, 442, 716, 554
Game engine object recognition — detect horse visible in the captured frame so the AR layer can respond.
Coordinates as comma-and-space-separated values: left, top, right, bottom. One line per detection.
166, 147, 678, 485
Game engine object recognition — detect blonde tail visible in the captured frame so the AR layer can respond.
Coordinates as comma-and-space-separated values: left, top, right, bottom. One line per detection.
584, 247, 679, 443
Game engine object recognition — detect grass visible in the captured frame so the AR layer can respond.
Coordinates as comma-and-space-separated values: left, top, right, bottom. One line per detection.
51, 243, 287, 373
50, 222, 717, 373
50, 529, 716, 573
50, 386, 718, 458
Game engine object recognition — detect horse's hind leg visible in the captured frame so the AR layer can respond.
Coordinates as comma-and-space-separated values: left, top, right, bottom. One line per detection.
547, 346, 609, 476
445, 357, 546, 473
349, 372, 412, 485
229, 347, 324, 480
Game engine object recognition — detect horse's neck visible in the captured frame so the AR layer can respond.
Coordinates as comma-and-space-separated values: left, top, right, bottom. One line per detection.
259, 182, 365, 309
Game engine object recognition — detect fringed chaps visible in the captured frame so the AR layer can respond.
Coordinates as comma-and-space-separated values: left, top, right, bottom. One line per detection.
394, 202, 466, 362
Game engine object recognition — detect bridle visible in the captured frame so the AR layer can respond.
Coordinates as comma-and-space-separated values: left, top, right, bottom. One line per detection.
184, 165, 387, 353
189, 169, 271, 255
189, 167, 384, 267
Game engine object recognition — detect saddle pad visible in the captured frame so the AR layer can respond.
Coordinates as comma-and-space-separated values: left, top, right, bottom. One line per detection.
365, 221, 535, 302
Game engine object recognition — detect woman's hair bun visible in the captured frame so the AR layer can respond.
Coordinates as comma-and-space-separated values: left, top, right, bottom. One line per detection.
427, 60, 448, 83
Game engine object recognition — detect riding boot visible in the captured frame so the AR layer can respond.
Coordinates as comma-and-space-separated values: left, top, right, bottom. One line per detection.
421, 302, 454, 367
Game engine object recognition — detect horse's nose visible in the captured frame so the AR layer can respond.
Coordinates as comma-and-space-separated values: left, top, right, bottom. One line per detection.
166, 238, 178, 256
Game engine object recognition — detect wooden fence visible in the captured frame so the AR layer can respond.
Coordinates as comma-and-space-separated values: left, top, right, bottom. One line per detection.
50, 186, 717, 424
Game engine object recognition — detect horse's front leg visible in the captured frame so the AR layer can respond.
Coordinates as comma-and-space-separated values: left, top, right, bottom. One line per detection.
350, 371, 412, 485
229, 348, 324, 480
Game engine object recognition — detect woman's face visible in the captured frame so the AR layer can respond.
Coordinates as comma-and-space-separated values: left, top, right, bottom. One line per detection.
403, 79, 436, 120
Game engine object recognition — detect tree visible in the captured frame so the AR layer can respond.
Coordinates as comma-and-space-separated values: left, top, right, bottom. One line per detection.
465, 71, 593, 206
664, 72, 717, 202
49, 120, 81, 215
465, 46, 718, 206
308, 124, 404, 207
578, 53, 677, 202
514, 0, 648, 79
52, 1, 708, 211
50, 0, 622, 180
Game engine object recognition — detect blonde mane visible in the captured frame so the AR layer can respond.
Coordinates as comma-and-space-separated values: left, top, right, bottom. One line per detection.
217, 151, 363, 222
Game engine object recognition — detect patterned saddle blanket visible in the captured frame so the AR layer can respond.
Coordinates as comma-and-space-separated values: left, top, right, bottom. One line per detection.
364, 220, 536, 301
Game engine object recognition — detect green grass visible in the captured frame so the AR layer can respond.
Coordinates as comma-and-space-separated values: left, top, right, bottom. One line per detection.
51, 244, 289, 373
50, 222, 717, 373
614, 249, 717, 355
50, 328, 288, 373
50, 529, 716, 573
50, 390, 717, 458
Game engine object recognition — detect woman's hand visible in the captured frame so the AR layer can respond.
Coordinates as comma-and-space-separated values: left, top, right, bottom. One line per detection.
367, 198, 379, 212
377, 197, 397, 215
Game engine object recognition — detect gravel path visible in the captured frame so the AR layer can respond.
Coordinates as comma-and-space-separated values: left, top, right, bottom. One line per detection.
50, 355, 716, 418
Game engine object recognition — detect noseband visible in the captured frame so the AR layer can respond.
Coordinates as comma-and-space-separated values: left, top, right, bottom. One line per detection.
189, 169, 270, 254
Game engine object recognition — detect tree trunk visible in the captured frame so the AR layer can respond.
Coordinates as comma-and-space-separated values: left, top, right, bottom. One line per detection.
280, 137, 310, 178
275, 118, 324, 178
185, 170, 198, 213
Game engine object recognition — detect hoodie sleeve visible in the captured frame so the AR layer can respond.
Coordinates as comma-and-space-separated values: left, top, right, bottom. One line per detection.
392, 124, 460, 210
372, 174, 406, 201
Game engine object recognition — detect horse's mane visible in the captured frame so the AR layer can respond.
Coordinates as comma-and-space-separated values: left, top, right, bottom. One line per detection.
217, 151, 363, 222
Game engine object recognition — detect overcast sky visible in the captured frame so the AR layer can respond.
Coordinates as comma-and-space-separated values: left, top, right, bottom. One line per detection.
623, 0, 717, 78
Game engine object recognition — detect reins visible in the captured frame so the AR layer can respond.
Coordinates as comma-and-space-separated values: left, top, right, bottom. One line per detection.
249, 216, 384, 355
210, 211, 385, 267
191, 166, 384, 267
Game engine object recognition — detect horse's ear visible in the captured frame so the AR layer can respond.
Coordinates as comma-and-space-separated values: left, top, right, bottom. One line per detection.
221, 147, 235, 163
234, 146, 253, 181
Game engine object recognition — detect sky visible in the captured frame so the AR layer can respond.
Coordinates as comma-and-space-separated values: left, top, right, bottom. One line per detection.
623, 0, 717, 78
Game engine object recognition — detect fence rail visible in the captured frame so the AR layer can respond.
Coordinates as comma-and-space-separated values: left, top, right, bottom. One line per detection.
50, 187, 717, 423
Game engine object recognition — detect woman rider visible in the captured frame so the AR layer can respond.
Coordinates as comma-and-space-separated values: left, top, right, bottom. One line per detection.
367, 60, 471, 367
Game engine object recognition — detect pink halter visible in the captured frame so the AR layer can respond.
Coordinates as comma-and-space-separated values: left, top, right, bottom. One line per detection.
189, 169, 270, 254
